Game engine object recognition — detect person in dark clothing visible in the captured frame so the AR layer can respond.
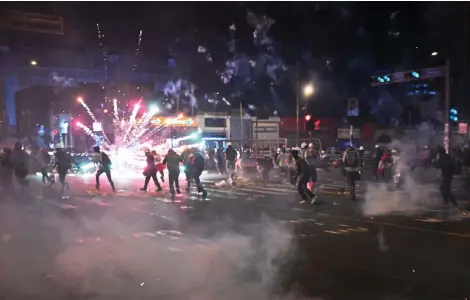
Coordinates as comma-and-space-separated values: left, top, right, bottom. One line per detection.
0, 148, 14, 196
225, 143, 237, 173
10, 142, 29, 187
187, 148, 208, 198
36, 148, 53, 184
342, 146, 361, 202
53, 145, 77, 196
433, 147, 457, 207
181, 147, 193, 192
215, 145, 224, 174
291, 149, 316, 204
163, 148, 182, 198
373, 145, 383, 180
92, 146, 116, 192
140, 150, 163, 192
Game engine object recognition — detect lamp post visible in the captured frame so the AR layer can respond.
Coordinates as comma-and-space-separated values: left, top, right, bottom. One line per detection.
296, 82, 314, 145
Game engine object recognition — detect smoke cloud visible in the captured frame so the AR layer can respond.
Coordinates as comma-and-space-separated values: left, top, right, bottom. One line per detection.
0, 193, 313, 299
362, 138, 441, 217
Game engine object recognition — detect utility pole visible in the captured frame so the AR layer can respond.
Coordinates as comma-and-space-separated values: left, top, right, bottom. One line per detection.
295, 60, 300, 146
444, 59, 451, 153
240, 101, 243, 146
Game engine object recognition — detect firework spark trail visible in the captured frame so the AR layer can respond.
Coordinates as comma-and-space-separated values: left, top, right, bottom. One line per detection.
76, 123, 110, 148
132, 30, 143, 71
96, 23, 108, 71
78, 98, 98, 123
113, 98, 119, 124
123, 103, 141, 145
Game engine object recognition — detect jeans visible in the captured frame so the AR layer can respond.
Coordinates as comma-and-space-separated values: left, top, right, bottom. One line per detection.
96, 167, 115, 191
168, 168, 180, 194
143, 173, 162, 190
298, 174, 315, 200
345, 171, 357, 201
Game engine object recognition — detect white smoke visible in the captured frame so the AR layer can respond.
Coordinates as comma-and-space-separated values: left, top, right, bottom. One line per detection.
0, 195, 313, 299
362, 139, 442, 216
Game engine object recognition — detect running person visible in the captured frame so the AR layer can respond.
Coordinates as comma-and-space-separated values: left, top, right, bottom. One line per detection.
92, 146, 116, 192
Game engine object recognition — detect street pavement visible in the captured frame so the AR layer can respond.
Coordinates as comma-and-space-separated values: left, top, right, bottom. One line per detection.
1, 171, 470, 299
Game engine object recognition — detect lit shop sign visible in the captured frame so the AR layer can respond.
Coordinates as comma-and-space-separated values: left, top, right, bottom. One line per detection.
151, 117, 197, 127
254, 126, 277, 133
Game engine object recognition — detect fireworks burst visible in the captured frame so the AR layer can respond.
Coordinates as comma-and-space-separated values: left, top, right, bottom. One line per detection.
75, 97, 165, 172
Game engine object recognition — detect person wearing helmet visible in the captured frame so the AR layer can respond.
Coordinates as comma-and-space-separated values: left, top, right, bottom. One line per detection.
342, 145, 361, 202
225, 142, 237, 174
92, 146, 116, 192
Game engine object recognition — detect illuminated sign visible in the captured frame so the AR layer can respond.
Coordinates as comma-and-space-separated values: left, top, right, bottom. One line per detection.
151, 117, 197, 127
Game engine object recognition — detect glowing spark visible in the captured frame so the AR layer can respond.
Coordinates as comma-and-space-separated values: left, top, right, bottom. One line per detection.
133, 30, 143, 71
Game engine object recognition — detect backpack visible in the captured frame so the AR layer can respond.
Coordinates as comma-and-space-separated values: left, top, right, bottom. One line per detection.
345, 150, 359, 167
101, 152, 112, 167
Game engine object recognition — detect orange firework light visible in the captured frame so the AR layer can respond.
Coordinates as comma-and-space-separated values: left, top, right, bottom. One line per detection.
150, 116, 196, 127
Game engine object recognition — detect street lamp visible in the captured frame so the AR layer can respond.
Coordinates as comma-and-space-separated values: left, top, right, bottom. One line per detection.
431, 51, 439, 56
303, 83, 314, 97
296, 83, 315, 145
30, 60, 37, 66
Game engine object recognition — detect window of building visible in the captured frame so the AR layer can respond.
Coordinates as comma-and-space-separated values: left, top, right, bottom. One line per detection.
204, 118, 226, 128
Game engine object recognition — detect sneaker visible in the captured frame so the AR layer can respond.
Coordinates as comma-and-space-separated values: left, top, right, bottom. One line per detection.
310, 196, 317, 204
300, 200, 307, 204
202, 191, 208, 198
156, 187, 163, 192
176, 189, 181, 194
140, 188, 147, 192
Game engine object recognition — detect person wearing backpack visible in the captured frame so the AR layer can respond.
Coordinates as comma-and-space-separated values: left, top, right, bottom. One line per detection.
342, 146, 361, 202
92, 146, 116, 192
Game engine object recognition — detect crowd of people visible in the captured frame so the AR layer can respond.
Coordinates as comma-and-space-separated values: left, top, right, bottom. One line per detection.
0, 138, 467, 208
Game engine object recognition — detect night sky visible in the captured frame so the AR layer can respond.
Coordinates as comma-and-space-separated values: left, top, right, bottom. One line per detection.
2, 2, 468, 122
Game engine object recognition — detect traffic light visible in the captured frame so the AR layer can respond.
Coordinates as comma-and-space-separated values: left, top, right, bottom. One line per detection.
305, 115, 320, 131
450, 108, 458, 122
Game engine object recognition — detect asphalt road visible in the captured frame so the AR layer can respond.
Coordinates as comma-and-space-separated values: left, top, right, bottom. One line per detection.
1, 171, 470, 299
